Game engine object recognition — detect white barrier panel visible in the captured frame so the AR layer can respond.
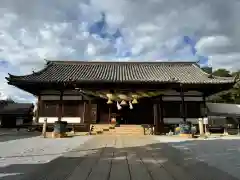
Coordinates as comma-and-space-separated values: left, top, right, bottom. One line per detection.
163, 118, 198, 124
61, 117, 81, 123
38, 117, 81, 123
39, 117, 58, 123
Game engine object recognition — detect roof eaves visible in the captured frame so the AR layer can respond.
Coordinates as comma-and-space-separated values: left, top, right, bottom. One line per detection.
192, 64, 235, 83
6, 62, 53, 82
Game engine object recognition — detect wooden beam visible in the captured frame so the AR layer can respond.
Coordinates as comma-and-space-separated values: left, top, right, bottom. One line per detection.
180, 84, 186, 122
153, 103, 158, 134
108, 107, 111, 124
159, 95, 164, 134
36, 96, 41, 123
202, 95, 207, 117
82, 101, 86, 123
58, 90, 63, 121
85, 100, 92, 130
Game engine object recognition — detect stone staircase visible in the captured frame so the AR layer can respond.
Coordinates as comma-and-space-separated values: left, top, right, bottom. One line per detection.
91, 124, 144, 135
109, 125, 144, 135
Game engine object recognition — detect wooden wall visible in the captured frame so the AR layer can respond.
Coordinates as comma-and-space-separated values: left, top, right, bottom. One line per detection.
37, 92, 95, 124
153, 92, 205, 134
39, 100, 84, 117
36, 90, 205, 126
162, 101, 203, 118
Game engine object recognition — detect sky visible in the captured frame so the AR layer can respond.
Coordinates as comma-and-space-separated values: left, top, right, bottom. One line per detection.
0, 0, 240, 103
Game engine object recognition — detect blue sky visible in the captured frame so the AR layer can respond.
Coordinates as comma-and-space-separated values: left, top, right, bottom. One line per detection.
0, 0, 239, 102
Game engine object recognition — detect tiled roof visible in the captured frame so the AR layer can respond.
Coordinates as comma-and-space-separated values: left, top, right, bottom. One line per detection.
0, 103, 33, 115
6, 61, 235, 84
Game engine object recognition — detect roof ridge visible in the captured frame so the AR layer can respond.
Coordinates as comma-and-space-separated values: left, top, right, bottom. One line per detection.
6, 60, 235, 86
49, 60, 197, 65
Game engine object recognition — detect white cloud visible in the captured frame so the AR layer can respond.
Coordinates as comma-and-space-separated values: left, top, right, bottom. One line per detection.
196, 35, 232, 54
86, 43, 97, 56
209, 53, 240, 71
0, 0, 239, 102
0, 91, 8, 100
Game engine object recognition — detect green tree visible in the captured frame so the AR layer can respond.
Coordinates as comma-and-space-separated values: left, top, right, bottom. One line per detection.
212, 68, 232, 77
207, 69, 240, 104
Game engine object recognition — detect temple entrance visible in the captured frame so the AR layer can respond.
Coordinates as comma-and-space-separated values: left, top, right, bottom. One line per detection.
98, 99, 154, 125
114, 103, 154, 125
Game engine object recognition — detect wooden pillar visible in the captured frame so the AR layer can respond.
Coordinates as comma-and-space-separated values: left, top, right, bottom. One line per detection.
202, 95, 207, 117
180, 84, 186, 122
108, 107, 111, 124
58, 91, 63, 121
86, 100, 92, 129
159, 95, 164, 134
82, 101, 86, 123
202, 95, 209, 134
36, 96, 41, 123
153, 96, 164, 135
153, 103, 158, 134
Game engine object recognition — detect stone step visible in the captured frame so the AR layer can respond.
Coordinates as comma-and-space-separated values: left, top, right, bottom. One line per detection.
91, 124, 145, 135
103, 132, 143, 135
114, 131, 143, 132
112, 129, 143, 131
113, 130, 143, 131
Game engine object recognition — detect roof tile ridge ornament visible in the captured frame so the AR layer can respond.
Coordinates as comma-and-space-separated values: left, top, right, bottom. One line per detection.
44, 59, 52, 66
5, 72, 21, 81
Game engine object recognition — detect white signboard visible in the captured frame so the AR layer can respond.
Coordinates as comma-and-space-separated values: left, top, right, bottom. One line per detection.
203, 117, 208, 125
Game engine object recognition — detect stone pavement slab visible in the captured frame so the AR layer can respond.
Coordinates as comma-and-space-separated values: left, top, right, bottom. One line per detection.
1, 135, 239, 180
67, 135, 191, 180
154, 136, 240, 180
0, 135, 91, 180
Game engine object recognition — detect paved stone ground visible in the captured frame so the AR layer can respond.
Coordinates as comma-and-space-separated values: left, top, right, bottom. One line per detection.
155, 136, 240, 180
0, 134, 92, 180
1, 135, 239, 180
0, 131, 40, 142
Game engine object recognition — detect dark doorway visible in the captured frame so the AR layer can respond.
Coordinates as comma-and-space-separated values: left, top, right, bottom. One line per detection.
107, 99, 154, 125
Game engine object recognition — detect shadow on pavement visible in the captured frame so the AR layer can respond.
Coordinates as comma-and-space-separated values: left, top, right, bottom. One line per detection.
0, 132, 41, 143
0, 138, 239, 180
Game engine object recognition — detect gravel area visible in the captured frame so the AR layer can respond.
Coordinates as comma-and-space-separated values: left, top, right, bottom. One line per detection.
0, 134, 92, 179
154, 136, 240, 179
